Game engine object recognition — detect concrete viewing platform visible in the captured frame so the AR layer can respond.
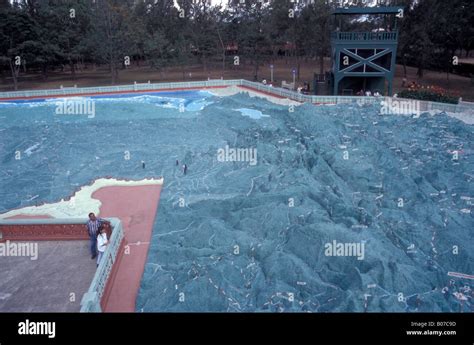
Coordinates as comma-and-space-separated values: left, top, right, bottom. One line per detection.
0, 241, 96, 312
0, 178, 163, 313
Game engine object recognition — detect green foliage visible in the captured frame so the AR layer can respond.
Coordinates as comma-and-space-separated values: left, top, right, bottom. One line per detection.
398, 0, 474, 77
0, 0, 472, 89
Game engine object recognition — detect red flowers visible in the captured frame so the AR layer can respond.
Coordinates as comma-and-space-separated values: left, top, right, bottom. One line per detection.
400, 83, 459, 104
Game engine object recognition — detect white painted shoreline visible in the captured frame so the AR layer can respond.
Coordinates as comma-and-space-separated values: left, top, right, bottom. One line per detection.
0, 177, 163, 219
211, 85, 474, 125
209, 85, 301, 107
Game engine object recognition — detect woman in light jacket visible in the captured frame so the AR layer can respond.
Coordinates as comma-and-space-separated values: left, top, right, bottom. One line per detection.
96, 225, 108, 267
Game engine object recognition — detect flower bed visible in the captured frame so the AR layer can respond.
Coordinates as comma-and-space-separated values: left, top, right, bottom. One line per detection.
399, 84, 459, 104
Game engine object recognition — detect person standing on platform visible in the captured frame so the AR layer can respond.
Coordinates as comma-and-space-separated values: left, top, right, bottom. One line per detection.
183, 164, 187, 175
86, 212, 110, 260
96, 225, 109, 267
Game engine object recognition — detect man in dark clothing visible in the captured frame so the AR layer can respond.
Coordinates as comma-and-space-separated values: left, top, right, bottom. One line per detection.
86, 212, 110, 259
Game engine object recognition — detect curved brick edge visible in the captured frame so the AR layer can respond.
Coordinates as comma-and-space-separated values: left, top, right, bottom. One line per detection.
92, 184, 163, 312
0, 176, 163, 219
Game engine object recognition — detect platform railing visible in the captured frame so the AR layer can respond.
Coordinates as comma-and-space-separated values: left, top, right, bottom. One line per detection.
331, 31, 398, 42
80, 217, 124, 312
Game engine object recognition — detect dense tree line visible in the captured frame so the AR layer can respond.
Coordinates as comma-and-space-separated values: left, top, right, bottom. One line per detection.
0, 0, 472, 89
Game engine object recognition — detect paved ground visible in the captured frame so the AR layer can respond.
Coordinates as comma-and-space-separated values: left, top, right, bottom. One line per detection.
0, 240, 96, 312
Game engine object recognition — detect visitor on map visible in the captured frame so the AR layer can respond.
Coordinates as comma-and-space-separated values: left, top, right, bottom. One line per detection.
176, 160, 179, 166
304, 82, 310, 93
183, 164, 187, 175
402, 77, 407, 87
86, 213, 110, 260
262, 79, 267, 85
96, 225, 109, 267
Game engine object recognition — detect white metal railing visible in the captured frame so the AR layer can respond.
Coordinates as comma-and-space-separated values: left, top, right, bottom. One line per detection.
240, 80, 474, 114
0, 79, 242, 99
80, 217, 124, 312
0, 78, 473, 115
240, 80, 382, 105
331, 31, 398, 42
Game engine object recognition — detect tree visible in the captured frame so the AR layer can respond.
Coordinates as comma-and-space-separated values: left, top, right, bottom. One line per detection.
299, 0, 331, 75
228, 0, 270, 80
55, 0, 91, 78
88, 0, 135, 84
142, 0, 191, 79
0, 2, 33, 90
431, 0, 473, 82
398, 0, 436, 78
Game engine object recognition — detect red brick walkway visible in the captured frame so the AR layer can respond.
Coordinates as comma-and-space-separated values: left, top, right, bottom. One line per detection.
92, 184, 162, 312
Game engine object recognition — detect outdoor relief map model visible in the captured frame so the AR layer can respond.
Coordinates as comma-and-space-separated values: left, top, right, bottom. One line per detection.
0, 0, 472, 344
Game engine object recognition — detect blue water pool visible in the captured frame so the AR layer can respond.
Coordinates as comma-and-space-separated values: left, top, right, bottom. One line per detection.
0, 89, 472, 312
